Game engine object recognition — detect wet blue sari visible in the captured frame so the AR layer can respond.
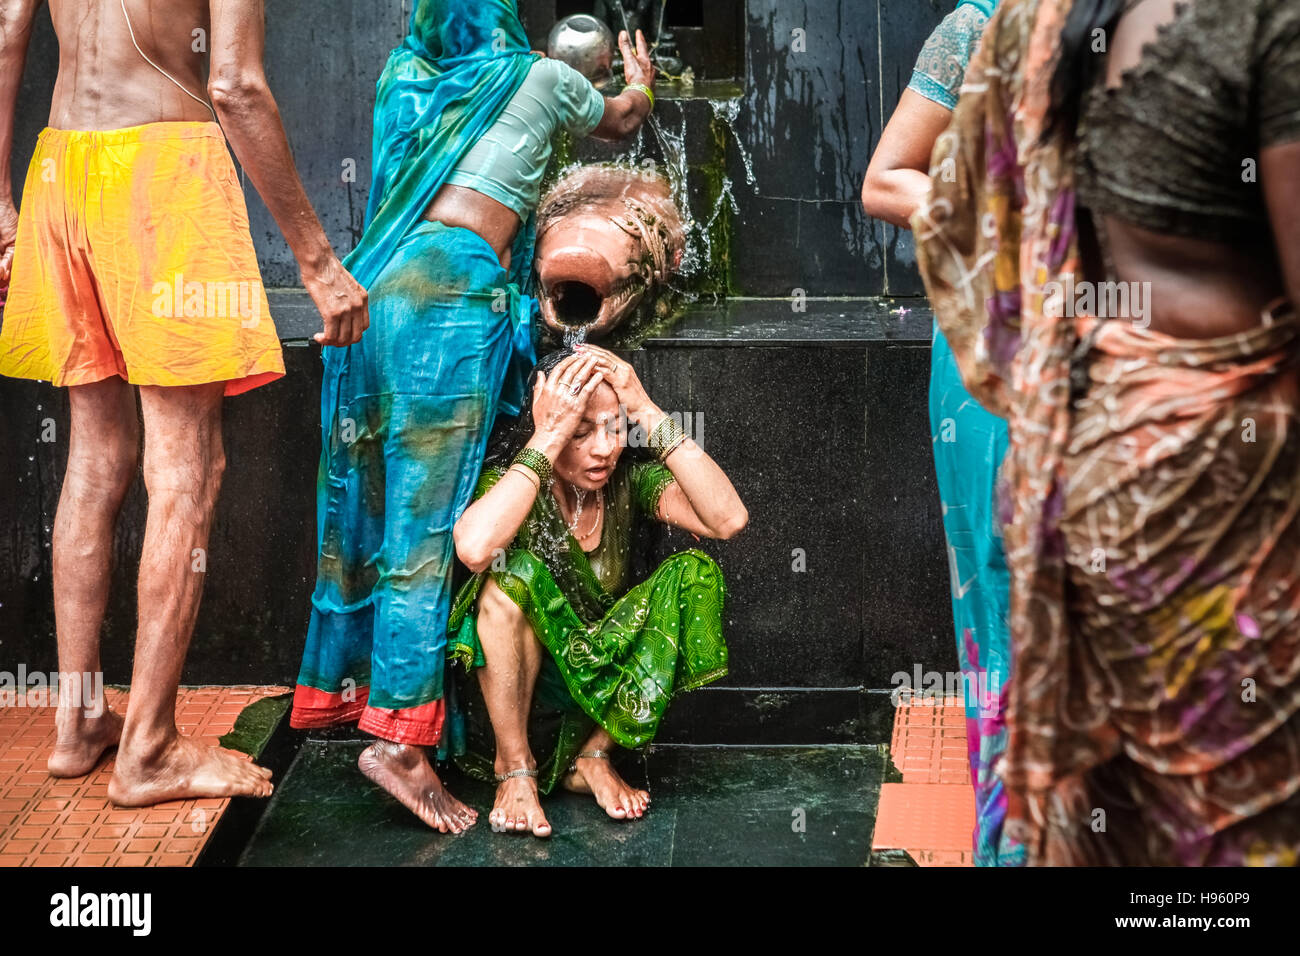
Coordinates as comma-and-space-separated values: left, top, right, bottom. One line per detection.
291, 0, 539, 744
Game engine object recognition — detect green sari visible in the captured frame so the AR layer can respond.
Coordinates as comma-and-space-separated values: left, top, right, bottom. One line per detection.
444, 457, 729, 793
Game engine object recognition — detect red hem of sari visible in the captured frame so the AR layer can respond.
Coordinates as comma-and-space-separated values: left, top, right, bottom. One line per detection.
357, 699, 446, 746
290, 683, 369, 729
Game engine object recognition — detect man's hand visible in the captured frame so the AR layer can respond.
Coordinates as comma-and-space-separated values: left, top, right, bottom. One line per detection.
0, 199, 18, 291
302, 256, 368, 346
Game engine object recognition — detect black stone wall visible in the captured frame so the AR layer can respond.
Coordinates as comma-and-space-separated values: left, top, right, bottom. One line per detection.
9, 0, 955, 293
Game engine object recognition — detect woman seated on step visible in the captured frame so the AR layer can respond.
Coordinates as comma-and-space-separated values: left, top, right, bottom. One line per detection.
449, 344, 747, 837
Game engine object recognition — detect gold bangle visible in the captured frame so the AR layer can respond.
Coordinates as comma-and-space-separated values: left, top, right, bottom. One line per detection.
648, 414, 686, 462
626, 83, 654, 111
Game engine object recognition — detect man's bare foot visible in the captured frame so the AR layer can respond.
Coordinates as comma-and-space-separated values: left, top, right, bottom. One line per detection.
563, 755, 650, 820
107, 733, 274, 806
490, 770, 552, 838
48, 707, 124, 777
357, 741, 477, 833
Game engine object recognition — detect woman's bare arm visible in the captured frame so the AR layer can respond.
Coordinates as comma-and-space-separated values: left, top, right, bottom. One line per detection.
862, 88, 954, 230
650, 436, 748, 541
590, 29, 654, 141
1263, 141, 1300, 311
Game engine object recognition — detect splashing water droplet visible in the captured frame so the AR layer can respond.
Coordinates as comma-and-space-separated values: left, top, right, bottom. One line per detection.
710, 97, 757, 190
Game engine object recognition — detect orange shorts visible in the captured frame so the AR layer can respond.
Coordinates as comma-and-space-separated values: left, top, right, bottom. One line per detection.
0, 121, 284, 396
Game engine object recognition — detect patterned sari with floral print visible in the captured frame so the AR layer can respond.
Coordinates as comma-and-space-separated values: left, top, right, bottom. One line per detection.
913, 0, 1300, 865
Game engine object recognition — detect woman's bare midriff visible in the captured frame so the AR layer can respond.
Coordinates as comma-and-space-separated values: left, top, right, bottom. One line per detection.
1084, 217, 1289, 338
423, 184, 521, 271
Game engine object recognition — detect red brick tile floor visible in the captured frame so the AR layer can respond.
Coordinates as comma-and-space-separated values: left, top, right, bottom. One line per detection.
871, 697, 977, 866
0, 685, 288, 867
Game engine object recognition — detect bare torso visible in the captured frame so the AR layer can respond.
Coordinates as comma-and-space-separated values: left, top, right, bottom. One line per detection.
46, 0, 215, 130
1083, 220, 1287, 338
423, 184, 520, 271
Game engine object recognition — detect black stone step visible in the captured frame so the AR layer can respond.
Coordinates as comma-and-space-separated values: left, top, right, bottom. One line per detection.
238, 737, 887, 867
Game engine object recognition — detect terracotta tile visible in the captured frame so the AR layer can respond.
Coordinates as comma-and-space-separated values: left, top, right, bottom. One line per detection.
879, 701, 977, 867
0, 686, 283, 868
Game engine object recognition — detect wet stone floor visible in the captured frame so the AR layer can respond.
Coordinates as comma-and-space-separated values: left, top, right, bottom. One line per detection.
238, 742, 886, 866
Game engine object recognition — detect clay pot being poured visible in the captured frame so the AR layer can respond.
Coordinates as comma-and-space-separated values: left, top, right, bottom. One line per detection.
534, 164, 686, 340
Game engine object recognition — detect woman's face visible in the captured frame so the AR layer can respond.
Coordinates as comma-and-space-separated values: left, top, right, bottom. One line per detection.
552, 382, 623, 491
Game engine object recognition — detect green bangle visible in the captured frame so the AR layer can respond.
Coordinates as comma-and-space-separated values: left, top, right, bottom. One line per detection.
513, 447, 553, 488
648, 415, 685, 462
626, 83, 655, 111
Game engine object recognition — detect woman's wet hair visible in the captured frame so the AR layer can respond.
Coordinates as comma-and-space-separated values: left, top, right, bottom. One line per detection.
482, 347, 652, 470
1042, 0, 1127, 145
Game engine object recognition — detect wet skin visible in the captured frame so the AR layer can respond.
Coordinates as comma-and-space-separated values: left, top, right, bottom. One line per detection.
454, 350, 747, 835
0, 0, 365, 803
421, 29, 657, 271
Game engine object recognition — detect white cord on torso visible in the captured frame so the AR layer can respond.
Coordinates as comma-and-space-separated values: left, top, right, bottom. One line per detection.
120, 0, 218, 121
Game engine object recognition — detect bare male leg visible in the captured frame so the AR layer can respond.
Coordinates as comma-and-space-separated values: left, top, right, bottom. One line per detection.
47, 379, 136, 776
106, 383, 272, 805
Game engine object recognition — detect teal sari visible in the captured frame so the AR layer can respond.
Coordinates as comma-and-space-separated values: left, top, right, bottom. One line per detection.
907, 0, 1021, 867
292, 1, 543, 745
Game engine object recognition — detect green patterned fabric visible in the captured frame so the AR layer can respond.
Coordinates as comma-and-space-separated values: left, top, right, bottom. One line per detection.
444, 457, 728, 793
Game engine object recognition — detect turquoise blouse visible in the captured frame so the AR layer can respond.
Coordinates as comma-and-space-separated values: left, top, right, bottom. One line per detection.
907, 0, 997, 111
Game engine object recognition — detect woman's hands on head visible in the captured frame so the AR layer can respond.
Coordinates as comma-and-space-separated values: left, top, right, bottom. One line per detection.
576, 344, 663, 430
530, 351, 607, 453
620, 29, 655, 89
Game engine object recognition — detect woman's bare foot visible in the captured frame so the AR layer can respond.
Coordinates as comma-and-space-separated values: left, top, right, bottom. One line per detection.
48, 707, 124, 777
107, 733, 274, 806
490, 770, 552, 838
357, 741, 477, 833
563, 755, 650, 820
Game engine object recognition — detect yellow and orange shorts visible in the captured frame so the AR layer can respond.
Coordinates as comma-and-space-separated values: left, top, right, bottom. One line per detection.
0, 121, 283, 396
